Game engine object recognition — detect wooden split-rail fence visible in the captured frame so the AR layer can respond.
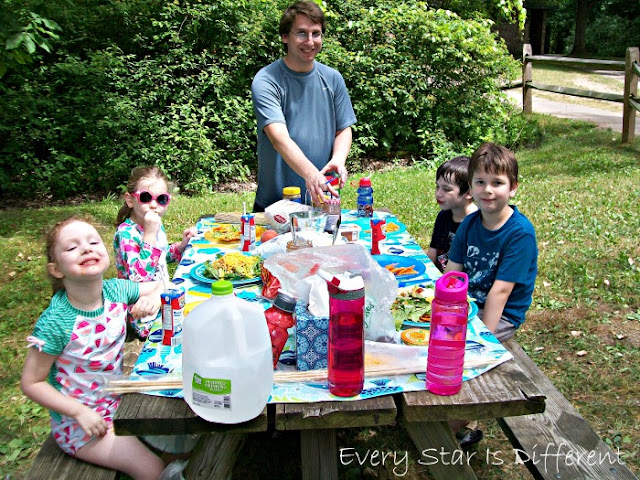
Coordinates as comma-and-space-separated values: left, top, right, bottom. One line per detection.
520, 44, 639, 143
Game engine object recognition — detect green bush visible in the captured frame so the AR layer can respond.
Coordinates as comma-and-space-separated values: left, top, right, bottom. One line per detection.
0, 0, 533, 199
323, 3, 521, 160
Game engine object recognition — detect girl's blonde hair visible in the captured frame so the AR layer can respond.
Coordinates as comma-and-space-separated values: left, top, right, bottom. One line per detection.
115, 166, 171, 227
46, 215, 101, 294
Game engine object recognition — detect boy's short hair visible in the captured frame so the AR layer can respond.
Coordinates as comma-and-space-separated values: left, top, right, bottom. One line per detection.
469, 142, 518, 187
436, 156, 471, 195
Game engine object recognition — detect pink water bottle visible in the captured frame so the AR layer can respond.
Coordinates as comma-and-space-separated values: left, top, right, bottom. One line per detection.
319, 271, 365, 397
426, 271, 469, 395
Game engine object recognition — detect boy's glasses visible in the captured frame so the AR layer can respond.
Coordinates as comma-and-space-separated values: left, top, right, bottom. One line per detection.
291, 31, 322, 41
132, 190, 171, 206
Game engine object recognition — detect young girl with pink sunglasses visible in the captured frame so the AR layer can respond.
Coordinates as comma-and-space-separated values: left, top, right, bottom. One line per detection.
113, 166, 196, 340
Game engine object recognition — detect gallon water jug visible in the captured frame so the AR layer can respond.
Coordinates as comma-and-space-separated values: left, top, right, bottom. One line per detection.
182, 280, 273, 423
426, 271, 469, 395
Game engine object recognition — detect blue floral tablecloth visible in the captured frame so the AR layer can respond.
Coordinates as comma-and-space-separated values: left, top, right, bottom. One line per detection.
130, 210, 513, 403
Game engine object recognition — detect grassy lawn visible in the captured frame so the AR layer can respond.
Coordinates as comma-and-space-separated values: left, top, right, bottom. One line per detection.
1, 115, 639, 479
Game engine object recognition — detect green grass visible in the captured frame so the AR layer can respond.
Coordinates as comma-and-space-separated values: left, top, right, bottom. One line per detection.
1, 116, 639, 479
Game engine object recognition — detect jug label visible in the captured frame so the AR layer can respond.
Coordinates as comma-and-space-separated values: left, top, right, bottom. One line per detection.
191, 373, 232, 410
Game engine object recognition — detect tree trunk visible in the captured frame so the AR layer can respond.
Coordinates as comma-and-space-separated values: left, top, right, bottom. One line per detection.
571, 0, 589, 56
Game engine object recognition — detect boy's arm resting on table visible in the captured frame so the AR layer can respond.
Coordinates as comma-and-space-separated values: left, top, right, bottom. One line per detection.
263, 122, 339, 203
482, 280, 515, 333
444, 260, 463, 272
21, 349, 108, 437
130, 281, 162, 319
427, 247, 438, 267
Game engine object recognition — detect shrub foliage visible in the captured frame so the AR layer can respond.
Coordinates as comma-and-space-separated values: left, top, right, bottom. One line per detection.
0, 0, 529, 199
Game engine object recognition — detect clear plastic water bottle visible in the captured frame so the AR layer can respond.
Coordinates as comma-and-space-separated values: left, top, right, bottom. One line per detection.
426, 271, 469, 395
356, 177, 374, 217
324, 273, 365, 397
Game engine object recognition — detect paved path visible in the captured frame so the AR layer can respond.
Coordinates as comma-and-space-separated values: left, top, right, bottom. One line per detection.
504, 88, 639, 135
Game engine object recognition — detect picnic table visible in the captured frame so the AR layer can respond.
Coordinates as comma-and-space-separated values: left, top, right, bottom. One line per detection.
112, 210, 547, 480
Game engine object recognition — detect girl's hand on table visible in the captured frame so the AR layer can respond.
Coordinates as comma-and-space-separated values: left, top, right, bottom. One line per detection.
130, 294, 160, 319
177, 226, 198, 253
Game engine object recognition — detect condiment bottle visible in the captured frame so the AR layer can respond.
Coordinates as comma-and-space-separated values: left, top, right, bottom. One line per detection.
318, 270, 365, 397
283, 186, 301, 203
323, 197, 341, 234
426, 271, 469, 395
370, 217, 386, 255
357, 177, 374, 217
264, 290, 296, 368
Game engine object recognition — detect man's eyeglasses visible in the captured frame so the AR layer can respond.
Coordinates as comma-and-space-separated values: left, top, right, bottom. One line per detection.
291, 31, 322, 41
132, 190, 172, 206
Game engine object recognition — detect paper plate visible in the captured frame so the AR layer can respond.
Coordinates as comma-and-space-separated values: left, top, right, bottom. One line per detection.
189, 261, 262, 287
373, 254, 426, 280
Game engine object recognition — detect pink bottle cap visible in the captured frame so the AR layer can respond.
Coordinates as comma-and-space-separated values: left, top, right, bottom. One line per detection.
435, 271, 468, 303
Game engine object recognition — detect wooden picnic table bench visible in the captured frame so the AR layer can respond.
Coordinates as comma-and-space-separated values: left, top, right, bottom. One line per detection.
498, 338, 638, 480
26, 434, 119, 480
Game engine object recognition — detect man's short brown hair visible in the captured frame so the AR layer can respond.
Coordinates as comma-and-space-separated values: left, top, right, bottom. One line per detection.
279, 1, 326, 36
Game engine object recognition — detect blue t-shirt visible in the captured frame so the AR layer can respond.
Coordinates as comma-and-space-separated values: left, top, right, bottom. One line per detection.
448, 207, 538, 328
251, 59, 357, 209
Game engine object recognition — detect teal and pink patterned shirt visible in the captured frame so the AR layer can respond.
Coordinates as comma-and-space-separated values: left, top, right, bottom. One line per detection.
28, 279, 139, 454
113, 218, 182, 337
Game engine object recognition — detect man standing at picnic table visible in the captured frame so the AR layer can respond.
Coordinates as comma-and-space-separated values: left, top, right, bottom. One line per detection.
251, 0, 357, 212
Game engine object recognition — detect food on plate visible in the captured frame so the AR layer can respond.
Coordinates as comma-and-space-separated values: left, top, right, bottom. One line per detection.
401, 328, 430, 346
392, 285, 435, 330
384, 263, 418, 276
205, 224, 241, 242
205, 224, 265, 243
260, 229, 278, 243
202, 252, 262, 280
364, 221, 400, 234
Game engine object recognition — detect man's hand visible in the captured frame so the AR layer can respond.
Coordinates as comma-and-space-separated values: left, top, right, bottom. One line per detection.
320, 159, 347, 190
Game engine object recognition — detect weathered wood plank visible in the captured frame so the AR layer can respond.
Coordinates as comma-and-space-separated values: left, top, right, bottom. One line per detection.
525, 55, 625, 72
300, 429, 338, 480
274, 395, 397, 431
403, 420, 477, 480
527, 82, 624, 103
113, 393, 267, 435
498, 339, 638, 480
400, 357, 545, 423
26, 434, 118, 480
183, 432, 245, 480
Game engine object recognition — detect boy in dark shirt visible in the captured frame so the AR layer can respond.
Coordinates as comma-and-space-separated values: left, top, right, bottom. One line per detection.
427, 156, 477, 272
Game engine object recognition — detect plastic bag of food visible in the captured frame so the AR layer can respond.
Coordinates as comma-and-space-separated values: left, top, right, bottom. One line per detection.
264, 200, 312, 232
263, 243, 399, 343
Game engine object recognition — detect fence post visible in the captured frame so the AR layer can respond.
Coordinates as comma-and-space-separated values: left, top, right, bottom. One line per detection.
622, 47, 639, 143
523, 44, 533, 114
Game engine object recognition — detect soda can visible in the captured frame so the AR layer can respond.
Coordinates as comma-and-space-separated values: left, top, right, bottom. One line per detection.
240, 213, 256, 252
370, 218, 386, 255
161, 287, 185, 347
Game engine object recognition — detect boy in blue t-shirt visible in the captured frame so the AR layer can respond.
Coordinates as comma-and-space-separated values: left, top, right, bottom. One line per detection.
447, 142, 538, 342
